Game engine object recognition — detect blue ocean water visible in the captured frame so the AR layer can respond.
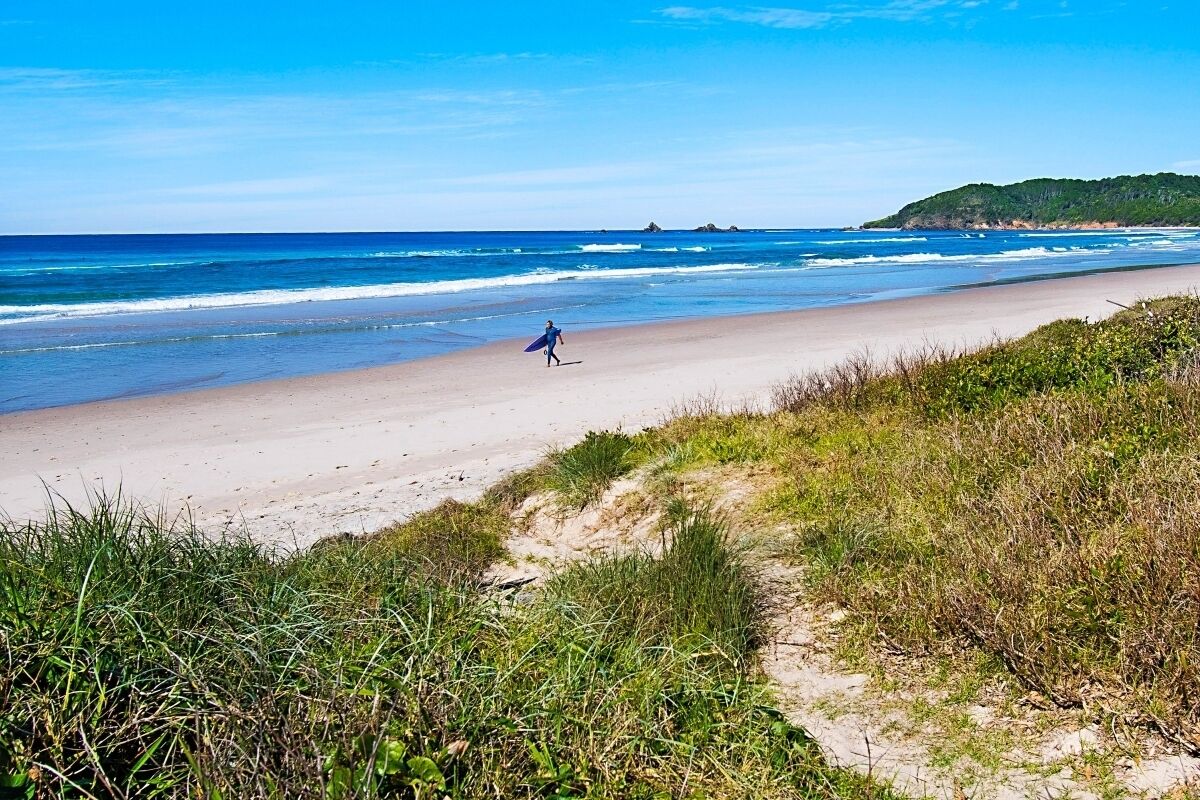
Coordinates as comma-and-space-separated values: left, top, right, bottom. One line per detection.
3, 228, 1199, 413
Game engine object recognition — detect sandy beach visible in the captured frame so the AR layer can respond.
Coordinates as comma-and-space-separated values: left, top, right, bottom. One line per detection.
3, 263, 1199, 549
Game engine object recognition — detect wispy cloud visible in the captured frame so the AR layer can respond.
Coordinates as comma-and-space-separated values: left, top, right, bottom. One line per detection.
0, 67, 170, 92
357, 52, 598, 69
1174, 159, 1200, 173
154, 177, 334, 197
432, 162, 659, 188
0, 76, 550, 157
658, 5, 834, 27
657, 1, 986, 28
30, 128, 969, 232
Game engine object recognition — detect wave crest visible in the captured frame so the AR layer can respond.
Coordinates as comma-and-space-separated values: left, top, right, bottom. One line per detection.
578, 243, 641, 252
0, 262, 761, 325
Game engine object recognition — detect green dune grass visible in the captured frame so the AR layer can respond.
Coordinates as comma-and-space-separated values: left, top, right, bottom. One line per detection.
0, 493, 882, 798
645, 295, 1200, 750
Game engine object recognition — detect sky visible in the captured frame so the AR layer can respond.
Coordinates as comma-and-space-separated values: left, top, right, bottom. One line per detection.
1, 1, 1197, 233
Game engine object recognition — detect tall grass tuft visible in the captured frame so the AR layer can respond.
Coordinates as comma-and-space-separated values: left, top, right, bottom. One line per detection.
546, 430, 637, 508
0, 493, 478, 797
367, 498, 507, 582
550, 500, 762, 668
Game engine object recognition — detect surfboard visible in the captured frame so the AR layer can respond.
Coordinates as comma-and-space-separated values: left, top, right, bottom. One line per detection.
523, 334, 549, 353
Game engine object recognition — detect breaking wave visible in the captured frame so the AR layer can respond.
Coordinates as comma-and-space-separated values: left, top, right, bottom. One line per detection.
0, 262, 762, 325
802, 246, 1106, 269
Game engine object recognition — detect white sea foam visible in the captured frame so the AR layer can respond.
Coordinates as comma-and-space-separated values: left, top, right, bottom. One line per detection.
802, 246, 1107, 269
814, 237, 929, 245
1017, 230, 1178, 238
578, 243, 642, 252
0, 262, 761, 325
368, 248, 526, 257
652, 247, 679, 252
682, 246, 708, 252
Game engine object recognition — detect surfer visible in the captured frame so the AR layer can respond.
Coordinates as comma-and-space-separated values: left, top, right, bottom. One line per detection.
544, 320, 564, 367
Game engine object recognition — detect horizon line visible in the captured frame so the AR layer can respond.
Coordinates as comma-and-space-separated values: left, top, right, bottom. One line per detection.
0, 225, 859, 237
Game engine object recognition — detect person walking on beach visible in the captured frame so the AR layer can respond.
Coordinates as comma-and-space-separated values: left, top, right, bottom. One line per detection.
544, 320, 564, 367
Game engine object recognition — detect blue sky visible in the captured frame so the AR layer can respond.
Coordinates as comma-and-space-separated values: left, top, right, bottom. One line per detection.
1, 1, 1197, 233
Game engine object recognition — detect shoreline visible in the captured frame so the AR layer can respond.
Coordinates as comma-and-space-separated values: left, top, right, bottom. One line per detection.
7, 257, 1195, 416
4, 262, 1200, 548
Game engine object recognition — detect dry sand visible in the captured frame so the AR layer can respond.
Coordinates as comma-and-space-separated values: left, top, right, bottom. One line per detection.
3, 264, 1199, 549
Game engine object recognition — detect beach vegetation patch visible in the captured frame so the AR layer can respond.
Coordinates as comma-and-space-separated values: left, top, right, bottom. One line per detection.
657, 295, 1200, 749
770, 296, 1200, 419
551, 500, 763, 668
368, 498, 508, 582
547, 429, 639, 508
482, 462, 553, 512
0, 494, 888, 798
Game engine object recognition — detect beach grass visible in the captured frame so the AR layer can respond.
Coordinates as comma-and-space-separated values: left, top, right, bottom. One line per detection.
644, 295, 1200, 748
366, 498, 507, 582
550, 498, 762, 667
0, 493, 887, 798
545, 429, 641, 508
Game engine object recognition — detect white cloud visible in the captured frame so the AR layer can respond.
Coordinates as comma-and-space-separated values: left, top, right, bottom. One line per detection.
658, 1, 987, 28
659, 5, 834, 28
0, 123, 973, 232
1173, 159, 1200, 172
0, 67, 169, 92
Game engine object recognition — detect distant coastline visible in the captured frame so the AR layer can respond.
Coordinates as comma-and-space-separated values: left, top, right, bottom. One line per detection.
861, 220, 1199, 232
865, 173, 1200, 230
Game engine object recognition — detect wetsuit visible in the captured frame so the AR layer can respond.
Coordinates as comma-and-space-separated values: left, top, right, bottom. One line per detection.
545, 326, 561, 365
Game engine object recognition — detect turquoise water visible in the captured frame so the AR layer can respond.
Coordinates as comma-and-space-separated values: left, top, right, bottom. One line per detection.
2, 228, 1198, 412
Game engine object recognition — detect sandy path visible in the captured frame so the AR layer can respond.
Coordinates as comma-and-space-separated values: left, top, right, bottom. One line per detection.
3, 264, 1199, 549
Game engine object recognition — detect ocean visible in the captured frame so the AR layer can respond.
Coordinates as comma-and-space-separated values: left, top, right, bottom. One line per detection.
3, 228, 1199, 413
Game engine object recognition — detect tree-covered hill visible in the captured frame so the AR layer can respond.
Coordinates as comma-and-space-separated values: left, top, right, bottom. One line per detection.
864, 172, 1200, 229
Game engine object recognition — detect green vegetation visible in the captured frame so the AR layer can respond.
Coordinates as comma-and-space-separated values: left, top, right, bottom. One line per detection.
0, 492, 885, 798
368, 499, 507, 581
864, 172, 1200, 229
555, 500, 762, 665
644, 295, 1200, 749
546, 430, 640, 508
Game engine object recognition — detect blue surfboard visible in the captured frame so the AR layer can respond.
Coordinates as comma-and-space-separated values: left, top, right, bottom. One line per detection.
523, 334, 549, 353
